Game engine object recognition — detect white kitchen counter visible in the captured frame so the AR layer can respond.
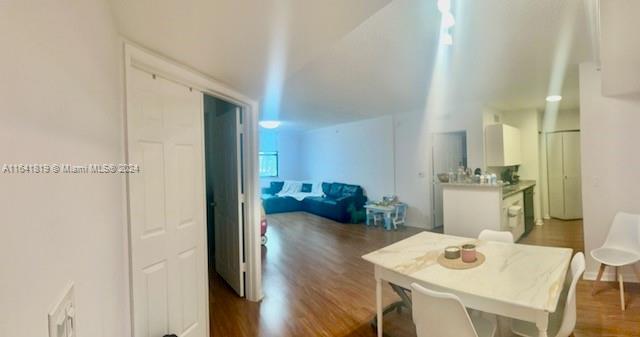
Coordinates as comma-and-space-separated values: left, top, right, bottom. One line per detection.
441, 183, 503, 238
441, 181, 535, 240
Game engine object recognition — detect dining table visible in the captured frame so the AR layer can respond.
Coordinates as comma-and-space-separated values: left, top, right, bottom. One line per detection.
362, 231, 573, 337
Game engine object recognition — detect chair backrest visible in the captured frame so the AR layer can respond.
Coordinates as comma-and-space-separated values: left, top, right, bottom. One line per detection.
411, 283, 479, 337
603, 212, 640, 255
478, 229, 514, 243
555, 252, 585, 337
394, 203, 408, 220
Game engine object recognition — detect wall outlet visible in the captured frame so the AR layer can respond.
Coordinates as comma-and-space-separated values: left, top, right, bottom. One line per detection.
48, 283, 76, 337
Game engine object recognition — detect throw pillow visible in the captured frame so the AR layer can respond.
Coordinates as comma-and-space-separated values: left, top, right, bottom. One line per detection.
301, 183, 312, 193
270, 181, 284, 194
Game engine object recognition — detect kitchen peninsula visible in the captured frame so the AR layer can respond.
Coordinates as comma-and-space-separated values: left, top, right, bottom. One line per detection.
442, 180, 536, 241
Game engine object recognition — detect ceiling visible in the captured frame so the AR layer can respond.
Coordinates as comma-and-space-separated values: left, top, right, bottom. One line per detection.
109, 0, 594, 130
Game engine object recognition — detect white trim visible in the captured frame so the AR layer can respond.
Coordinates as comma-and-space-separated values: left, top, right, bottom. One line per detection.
122, 42, 262, 321
584, 270, 639, 283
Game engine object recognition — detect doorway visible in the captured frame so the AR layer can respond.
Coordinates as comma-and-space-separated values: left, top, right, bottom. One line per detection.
204, 94, 246, 297
431, 131, 468, 229
123, 43, 262, 337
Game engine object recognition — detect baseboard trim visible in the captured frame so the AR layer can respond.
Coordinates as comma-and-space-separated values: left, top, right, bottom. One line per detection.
584, 270, 639, 283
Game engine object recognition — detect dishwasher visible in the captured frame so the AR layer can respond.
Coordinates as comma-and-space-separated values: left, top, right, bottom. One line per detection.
523, 187, 534, 235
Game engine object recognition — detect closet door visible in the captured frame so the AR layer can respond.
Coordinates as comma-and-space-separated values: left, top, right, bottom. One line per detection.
546, 133, 565, 219
562, 132, 582, 219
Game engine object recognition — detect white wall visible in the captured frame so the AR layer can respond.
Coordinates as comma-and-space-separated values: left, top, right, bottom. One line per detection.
600, 0, 640, 96
501, 109, 543, 224
394, 104, 487, 229
300, 116, 395, 202
580, 62, 640, 281
259, 130, 302, 187
0, 1, 129, 336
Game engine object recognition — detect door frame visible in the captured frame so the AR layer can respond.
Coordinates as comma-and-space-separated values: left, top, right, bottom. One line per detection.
122, 42, 263, 332
430, 130, 468, 229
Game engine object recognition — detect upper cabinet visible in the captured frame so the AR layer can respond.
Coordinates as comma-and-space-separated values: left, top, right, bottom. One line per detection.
485, 124, 521, 167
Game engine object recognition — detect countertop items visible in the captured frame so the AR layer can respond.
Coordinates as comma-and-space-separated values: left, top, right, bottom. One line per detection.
502, 180, 536, 198
441, 182, 504, 188
363, 231, 573, 337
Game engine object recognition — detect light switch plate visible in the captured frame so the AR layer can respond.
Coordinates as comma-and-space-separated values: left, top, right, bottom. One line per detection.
48, 283, 76, 337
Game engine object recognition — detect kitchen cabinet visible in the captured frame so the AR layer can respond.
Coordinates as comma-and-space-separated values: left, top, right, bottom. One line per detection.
485, 124, 521, 167
442, 181, 535, 241
547, 131, 582, 219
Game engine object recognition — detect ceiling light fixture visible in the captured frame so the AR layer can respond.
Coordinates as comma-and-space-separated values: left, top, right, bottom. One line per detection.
545, 95, 562, 102
441, 33, 453, 45
442, 12, 456, 29
259, 120, 281, 129
437, 0, 455, 45
437, 0, 451, 13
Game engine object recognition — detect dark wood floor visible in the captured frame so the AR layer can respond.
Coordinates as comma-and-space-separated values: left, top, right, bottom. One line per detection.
210, 213, 640, 337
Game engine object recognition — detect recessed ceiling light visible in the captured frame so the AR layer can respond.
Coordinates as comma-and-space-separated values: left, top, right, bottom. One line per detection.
546, 95, 562, 102
259, 120, 281, 129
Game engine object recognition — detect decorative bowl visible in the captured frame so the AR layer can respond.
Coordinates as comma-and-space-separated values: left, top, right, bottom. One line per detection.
437, 173, 449, 183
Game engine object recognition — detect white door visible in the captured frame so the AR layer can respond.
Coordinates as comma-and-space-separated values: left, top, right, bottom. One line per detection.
562, 132, 582, 219
126, 68, 208, 337
546, 133, 565, 219
213, 107, 245, 296
432, 132, 466, 228
546, 131, 583, 220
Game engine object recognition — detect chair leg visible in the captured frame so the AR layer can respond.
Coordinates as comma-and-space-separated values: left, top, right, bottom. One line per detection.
617, 267, 625, 311
592, 263, 606, 296
632, 264, 640, 283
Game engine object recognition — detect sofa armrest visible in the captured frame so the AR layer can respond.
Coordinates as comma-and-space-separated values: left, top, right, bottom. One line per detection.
261, 187, 274, 195
355, 195, 368, 209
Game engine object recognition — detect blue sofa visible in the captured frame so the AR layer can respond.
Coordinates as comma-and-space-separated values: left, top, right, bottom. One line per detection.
262, 181, 367, 223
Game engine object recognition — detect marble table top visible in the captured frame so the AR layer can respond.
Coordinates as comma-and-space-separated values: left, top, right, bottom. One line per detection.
362, 231, 572, 312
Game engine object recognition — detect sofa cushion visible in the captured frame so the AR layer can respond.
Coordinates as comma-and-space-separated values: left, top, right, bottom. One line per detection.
328, 183, 344, 198
341, 184, 361, 197
322, 182, 332, 195
263, 195, 303, 214
301, 183, 312, 193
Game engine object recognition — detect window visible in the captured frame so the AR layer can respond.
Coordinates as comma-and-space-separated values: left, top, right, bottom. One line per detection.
259, 151, 278, 177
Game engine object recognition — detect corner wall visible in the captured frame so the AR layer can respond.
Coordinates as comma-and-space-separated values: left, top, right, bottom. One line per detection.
0, 1, 129, 335
580, 62, 640, 281
259, 130, 302, 187
300, 116, 395, 202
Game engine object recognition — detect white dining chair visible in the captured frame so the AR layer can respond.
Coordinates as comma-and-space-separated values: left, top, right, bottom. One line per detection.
511, 252, 585, 337
478, 229, 514, 243
590, 212, 640, 310
411, 283, 496, 337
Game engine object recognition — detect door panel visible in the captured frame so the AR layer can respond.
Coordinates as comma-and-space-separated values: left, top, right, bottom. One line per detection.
546, 133, 565, 219
127, 68, 208, 337
562, 132, 583, 219
213, 107, 245, 296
